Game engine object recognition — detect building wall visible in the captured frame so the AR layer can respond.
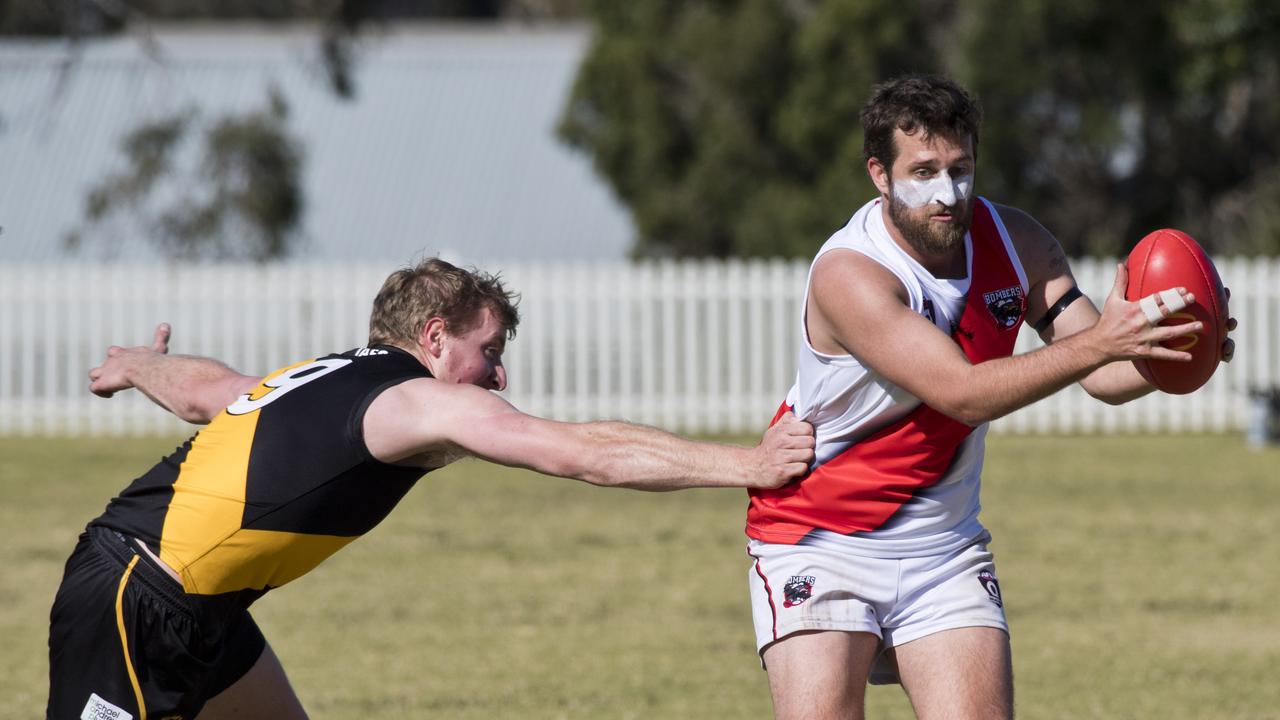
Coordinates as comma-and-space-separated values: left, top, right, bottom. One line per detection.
0, 24, 633, 263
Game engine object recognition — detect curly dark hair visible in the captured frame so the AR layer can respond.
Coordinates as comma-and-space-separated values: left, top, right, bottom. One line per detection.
368, 257, 520, 348
861, 75, 982, 170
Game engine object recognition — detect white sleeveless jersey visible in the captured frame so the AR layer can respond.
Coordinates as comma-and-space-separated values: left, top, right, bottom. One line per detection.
748, 197, 1028, 558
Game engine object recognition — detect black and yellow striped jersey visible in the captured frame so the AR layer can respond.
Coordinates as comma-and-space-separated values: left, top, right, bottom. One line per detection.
91, 345, 433, 619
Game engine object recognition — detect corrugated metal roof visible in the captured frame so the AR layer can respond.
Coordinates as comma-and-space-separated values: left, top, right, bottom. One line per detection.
0, 24, 633, 263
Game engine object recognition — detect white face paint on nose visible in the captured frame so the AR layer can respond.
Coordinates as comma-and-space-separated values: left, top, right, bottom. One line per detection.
894, 174, 974, 209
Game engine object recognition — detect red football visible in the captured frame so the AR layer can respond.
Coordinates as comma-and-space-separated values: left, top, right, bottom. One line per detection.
1125, 229, 1228, 394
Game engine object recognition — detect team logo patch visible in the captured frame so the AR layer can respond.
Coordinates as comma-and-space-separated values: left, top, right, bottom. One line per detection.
982, 285, 1026, 330
81, 693, 133, 720
783, 575, 816, 608
978, 570, 1003, 607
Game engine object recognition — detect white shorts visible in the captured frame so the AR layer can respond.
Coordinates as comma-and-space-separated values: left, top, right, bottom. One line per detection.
746, 534, 1008, 684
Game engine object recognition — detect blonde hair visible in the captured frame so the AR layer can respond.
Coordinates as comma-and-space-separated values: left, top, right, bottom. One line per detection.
367, 258, 519, 348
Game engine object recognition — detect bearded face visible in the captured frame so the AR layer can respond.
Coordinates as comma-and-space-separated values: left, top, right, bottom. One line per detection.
886, 181, 973, 256
877, 129, 977, 259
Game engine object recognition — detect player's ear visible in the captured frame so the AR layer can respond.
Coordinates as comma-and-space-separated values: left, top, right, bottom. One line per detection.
420, 317, 447, 358
868, 156, 891, 196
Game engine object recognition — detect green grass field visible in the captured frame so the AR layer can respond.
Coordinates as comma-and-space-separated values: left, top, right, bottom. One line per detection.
3, 434, 1278, 719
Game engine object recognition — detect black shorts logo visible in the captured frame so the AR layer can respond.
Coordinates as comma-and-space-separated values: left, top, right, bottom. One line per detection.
978, 569, 1003, 607
982, 286, 1026, 330
783, 575, 816, 608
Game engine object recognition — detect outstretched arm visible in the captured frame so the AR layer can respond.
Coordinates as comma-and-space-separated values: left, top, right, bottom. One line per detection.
363, 380, 816, 491
88, 323, 263, 424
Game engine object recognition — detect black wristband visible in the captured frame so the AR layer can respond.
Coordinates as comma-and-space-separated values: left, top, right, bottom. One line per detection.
1033, 286, 1084, 333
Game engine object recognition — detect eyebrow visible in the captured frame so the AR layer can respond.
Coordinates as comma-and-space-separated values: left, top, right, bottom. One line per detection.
907, 154, 972, 168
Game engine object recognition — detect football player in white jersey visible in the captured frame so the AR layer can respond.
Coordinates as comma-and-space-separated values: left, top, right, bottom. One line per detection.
746, 75, 1236, 720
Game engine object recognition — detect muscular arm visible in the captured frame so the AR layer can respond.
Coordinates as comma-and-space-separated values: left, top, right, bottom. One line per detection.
1002, 206, 1157, 405
88, 324, 262, 424
1054, 306, 1156, 404
363, 380, 815, 491
805, 248, 1201, 427
119, 355, 261, 423
1006, 206, 1238, 403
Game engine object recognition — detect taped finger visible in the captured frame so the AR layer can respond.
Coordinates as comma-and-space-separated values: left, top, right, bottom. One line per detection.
1139, 295, 1163, 325
1158, 288, 1187, 314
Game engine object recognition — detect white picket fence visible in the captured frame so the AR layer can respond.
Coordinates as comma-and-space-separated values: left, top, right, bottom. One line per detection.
1, 258, 1277, 437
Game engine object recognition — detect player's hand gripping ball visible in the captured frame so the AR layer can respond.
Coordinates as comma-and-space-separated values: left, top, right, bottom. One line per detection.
1125, 229, 1229, 394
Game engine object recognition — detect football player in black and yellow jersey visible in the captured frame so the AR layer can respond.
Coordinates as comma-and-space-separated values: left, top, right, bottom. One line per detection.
49, 258, 815, 720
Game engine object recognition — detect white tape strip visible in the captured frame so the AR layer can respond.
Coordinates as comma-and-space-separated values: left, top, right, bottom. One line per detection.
1139, 295, 1163, 325
1159, 288, 1187, 314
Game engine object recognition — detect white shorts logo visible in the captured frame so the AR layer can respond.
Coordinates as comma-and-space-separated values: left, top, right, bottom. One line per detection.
782, 575, 816, 608
81, 693, 134, 720
978, 569, 1003, 607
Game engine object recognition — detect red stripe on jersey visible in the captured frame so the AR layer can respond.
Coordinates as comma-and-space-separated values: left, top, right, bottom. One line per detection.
769, 400, 792, 426
746, 200, 1025, 544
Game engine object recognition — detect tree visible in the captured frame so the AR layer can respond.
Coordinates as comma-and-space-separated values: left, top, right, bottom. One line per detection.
962, 0, 1280, 257
10, 0, 587, 260
562, 0, 1280, 258
561, 0, 937, 258
66, 89, 305, 261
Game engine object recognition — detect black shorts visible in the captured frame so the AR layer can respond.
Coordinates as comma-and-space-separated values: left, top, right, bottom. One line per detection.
47, 527, 266, 720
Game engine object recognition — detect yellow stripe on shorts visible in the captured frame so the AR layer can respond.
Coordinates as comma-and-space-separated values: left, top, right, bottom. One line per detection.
115, 555, 148, 720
